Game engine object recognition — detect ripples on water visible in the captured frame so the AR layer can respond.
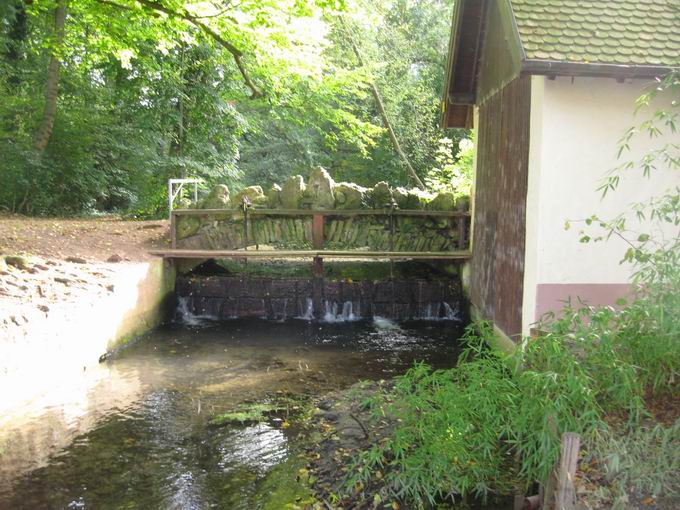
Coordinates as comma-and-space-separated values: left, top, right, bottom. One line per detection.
0, 318, 464, 509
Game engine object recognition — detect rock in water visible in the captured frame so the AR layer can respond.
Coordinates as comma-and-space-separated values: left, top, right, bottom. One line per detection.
281, 175, 306, 209
232, 186, 267, 208
5, 255, 30, 270
334, 182, 368, 209
369, 181, 393, 208
200, 184, 230, 209
267, 184, 282, 208
427, 191, 456, 211
306, 166, 335, 209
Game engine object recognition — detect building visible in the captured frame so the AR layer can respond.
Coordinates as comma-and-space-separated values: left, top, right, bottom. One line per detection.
442, 0, 679, 342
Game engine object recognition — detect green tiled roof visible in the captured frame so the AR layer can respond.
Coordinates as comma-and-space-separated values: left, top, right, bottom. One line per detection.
510, 0, 680, 66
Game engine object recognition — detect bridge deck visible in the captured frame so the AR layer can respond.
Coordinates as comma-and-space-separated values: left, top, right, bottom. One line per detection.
149, 249, 471, 260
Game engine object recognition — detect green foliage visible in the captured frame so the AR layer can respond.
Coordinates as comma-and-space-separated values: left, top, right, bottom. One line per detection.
0, 0, 468, 217
587, 420, 680, 508
424, 136, 474, 197
349, 254, 679, 506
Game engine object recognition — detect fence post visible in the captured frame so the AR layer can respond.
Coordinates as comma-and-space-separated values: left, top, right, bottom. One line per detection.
170, 210, 177, 249
555, 433, 580, 510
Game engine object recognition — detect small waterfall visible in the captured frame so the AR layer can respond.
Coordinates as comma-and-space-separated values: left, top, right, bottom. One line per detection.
442, 302, 461, 321
413, 302, 461, 321
420, 302, 440, 320
278, 298, 289, 322
176, 296, 215, 326
297, 298, 314, 320
322, 301, 358, 322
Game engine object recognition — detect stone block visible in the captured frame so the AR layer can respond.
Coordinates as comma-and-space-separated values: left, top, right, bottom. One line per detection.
237, 298, 267, 317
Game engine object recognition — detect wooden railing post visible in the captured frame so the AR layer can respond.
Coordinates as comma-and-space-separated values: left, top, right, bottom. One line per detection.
555, 433, 580, 510
241, 197, 251, 250
170, 210, 177, 249
312, 213, 324, 318
388, 201, 396, 278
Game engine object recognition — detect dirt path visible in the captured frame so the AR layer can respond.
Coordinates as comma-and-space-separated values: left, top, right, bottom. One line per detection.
0, 214, 169, 262
0, 214, 171, 338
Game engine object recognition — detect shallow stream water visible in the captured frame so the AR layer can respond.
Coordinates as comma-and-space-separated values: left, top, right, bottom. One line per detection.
0, 317, 466, 509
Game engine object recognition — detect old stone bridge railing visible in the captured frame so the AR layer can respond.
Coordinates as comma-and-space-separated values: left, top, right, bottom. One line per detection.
151, 168, 471, 263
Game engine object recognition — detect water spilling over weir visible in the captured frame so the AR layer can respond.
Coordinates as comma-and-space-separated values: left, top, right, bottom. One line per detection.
176, 274, 465, 322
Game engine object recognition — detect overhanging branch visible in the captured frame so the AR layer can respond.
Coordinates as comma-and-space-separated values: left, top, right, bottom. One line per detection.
96, 0, 263, 98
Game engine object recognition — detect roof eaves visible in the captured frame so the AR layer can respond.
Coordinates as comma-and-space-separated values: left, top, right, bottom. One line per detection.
440, 0, 465, 127
520, 59, 677, 80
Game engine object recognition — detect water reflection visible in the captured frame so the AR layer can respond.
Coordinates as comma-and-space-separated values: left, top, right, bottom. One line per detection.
0, 319, 463, 509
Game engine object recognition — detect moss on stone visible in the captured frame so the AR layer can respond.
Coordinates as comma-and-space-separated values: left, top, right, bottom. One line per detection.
232, 186, 267, 208
369, 181, 393, 208
210, 403, 284, 425
267, 184, 282, 208
4, 255, 30, 270
281, 175, 306, 209
200, 184, 230, 209
427, 191, 456, 211
177, 216, 201, 239
306, 166, 335, 209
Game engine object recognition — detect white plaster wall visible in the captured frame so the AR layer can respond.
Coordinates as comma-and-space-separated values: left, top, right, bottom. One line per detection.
522, 75, 546, 335
522, 75, 678, 334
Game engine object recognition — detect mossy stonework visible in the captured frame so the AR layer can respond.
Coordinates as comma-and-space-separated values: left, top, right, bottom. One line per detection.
175, 168, 471, 252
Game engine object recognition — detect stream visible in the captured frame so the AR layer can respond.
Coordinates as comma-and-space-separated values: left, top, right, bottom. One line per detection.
0, 316, 466, 509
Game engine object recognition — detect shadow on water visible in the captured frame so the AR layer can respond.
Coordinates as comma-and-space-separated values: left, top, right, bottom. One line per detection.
0, 317, 508, 509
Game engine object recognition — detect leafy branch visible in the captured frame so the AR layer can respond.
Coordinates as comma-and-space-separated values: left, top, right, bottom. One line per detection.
95, 0, 263, 98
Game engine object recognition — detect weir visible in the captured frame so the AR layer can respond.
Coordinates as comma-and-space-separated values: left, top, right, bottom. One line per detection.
152, 172, 472, 321
176, 274, 464, 322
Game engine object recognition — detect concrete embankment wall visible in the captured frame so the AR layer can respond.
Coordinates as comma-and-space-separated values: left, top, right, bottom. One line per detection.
177, 275, 464, 321
0, 259, 175, 415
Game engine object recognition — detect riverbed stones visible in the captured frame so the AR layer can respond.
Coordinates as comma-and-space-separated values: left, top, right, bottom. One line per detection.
5, 255, 30, 270
200, 184, 230, 209
280, 175, 306, 209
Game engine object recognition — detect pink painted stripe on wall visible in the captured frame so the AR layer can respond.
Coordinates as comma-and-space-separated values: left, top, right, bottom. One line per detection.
535, 283, 632, 323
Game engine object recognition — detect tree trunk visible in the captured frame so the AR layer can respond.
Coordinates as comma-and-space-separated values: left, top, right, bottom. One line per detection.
33, 0, 66, 155
342, 19, 425, 190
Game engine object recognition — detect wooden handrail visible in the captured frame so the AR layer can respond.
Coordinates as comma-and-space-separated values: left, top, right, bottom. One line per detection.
171, 208, 470, 218
150, 249, 471, 260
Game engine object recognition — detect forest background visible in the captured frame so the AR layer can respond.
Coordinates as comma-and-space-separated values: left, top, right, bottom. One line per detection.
0, 0, 470, 217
